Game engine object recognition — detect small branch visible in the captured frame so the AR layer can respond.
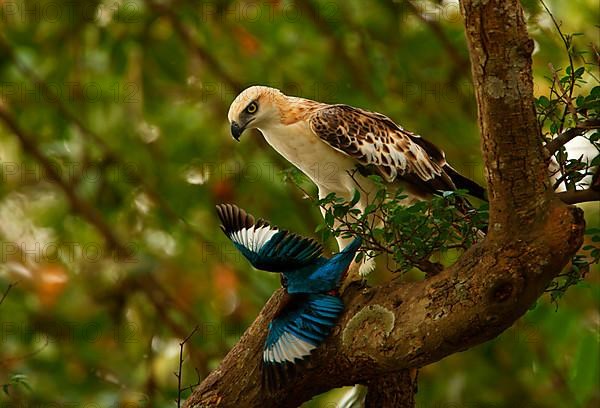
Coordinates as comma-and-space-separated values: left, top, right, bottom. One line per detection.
549, 62, 578, 125
557, 188, 600, 204
176, 325, 200, 408
545, 119, 600, 156
0, 337, 50, 368
417, 259, 444, 277
592, 166, 600, 191
539, 0, 577, 133
0, 282, 17, 307
180, 368, 202, 396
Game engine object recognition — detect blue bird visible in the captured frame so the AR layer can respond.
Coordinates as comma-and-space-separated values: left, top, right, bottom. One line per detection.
216, 204, 361, 388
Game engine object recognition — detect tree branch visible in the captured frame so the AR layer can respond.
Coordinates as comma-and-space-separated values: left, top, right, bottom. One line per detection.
545, 119, 600, 156
557, 188, 600, 204
462, 0, 551, 234
184, 1, 587, 406
593, 166, 600, 191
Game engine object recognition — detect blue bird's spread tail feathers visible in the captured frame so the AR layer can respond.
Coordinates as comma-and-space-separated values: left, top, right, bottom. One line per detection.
263, 294, 344, 390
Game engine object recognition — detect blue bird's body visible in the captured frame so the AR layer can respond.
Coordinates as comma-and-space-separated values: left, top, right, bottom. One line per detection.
281, 236, 361, 294
216, 204, 361, 388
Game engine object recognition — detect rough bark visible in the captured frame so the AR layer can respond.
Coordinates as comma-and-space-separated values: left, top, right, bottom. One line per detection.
184, 1, 587, 406
364, 369, 418, 407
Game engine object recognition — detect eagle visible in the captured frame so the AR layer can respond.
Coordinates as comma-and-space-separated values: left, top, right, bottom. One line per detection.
227, 86, 486, 275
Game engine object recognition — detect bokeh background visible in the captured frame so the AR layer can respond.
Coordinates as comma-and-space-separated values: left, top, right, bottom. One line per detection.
0, 0, 598, 406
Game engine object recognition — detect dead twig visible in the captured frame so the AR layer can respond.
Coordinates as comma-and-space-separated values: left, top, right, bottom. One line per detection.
176, 325, 200, 408
0, 282, 17, 307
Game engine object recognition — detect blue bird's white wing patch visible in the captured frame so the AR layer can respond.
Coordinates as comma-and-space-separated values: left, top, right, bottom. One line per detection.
216, 204, 324, 272
262, 294, 344, 389
229, 221, 279, 253
264, 330, 315, 365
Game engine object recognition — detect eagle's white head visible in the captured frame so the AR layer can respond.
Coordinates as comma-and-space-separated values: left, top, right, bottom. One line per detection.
227, 86, 287, 141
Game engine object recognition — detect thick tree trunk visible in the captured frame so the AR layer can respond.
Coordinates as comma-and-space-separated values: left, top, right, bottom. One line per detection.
184, 1, 586, 406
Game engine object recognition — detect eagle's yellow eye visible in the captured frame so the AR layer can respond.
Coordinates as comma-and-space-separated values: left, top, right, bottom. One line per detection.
245, 102, 258, 114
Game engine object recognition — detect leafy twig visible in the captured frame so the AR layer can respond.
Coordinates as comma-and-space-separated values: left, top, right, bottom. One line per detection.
314, 182, 487, 275
539, 0, 577, 133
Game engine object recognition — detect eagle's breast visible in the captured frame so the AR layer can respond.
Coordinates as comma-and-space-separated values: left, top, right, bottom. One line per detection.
259, 121, 359, 197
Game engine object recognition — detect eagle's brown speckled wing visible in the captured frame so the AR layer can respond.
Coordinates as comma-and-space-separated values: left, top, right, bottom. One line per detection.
309, 104, 457, 195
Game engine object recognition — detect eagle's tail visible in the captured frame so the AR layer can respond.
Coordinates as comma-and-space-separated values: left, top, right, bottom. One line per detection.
443, 164, 488, 202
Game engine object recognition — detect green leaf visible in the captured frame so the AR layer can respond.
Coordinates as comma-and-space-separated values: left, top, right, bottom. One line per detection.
324, 211, 334, 227
364, 204, 377, 215
537, 96, 550, 107
350, 189, 361, 206
367, 174, 383, 184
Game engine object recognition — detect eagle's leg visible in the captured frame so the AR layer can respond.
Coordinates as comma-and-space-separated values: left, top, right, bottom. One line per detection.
318, 188, 378, 283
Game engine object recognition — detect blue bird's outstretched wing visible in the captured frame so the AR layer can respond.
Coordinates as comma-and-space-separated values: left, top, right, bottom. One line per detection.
263, 294, 344, 390
216, 204, 324, 272
285, 237, 362, 294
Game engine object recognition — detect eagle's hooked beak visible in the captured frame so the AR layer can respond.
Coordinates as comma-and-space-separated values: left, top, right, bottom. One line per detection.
230, 121, 244, 142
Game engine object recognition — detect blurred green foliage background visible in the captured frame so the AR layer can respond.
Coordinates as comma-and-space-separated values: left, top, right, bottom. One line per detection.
0, 0, 598, 406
